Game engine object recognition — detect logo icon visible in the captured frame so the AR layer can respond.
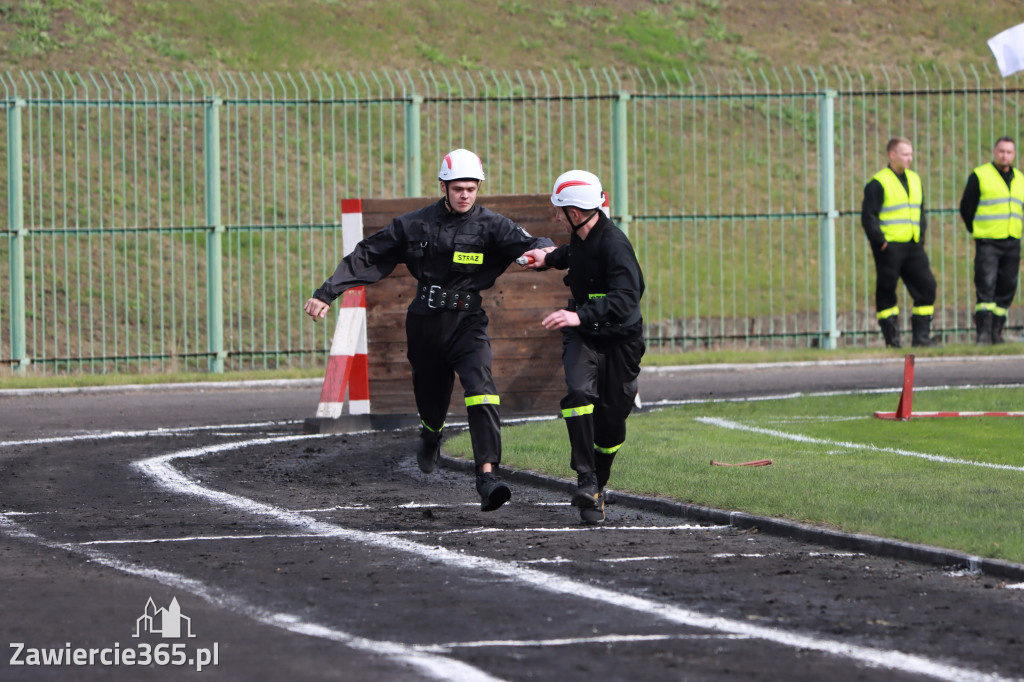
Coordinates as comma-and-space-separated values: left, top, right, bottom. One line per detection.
133, 597, 196, 639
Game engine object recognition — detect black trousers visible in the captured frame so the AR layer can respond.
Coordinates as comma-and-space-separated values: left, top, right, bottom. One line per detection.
974, 238, 1021, 311
871, 241, 937, 313
405, 310, 500, 469
560, 330, 645, 477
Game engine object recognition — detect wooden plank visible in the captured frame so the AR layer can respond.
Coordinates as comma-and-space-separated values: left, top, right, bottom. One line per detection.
348, 194, 570, 416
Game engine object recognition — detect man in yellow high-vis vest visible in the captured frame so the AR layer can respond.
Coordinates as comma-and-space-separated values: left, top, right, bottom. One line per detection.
959, 136, 1022, 345
860, 137, 940, 348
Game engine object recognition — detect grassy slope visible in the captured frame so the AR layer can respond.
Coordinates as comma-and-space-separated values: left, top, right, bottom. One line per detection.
1, 0, 1020, 74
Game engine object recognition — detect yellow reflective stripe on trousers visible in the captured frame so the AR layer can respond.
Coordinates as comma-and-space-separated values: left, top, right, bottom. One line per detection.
420, 419, 446, 433
465, 394, 500, 407
562, 404, 594, 418
975, 302, 998, 313
595, 442, 623, 455
911, 306, 934, 316
876, 305, 899, 320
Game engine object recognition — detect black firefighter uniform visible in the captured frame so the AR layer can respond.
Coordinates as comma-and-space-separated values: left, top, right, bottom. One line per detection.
542, 212, 646, 489
312, 198, 554, 469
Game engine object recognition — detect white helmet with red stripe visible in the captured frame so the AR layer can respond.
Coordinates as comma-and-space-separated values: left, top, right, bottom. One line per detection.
551, 170, 604, 210
438, 148, 485, 182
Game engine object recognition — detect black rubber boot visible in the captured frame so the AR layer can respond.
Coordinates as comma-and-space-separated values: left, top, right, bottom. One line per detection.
579, 490, 606, 525
878, 317, 901, 348
992, 314, 1006, 344
911, 315, 940, 347
975, 311, 993, 346
571, 472, 600, 509
476, 470, 511, 512
416, 428, 442, 474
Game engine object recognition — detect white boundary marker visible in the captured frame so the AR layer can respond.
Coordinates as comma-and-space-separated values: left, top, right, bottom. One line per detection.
108, 434, 1014, 682
697, 417, 1024, 473
0, 514, 502, 682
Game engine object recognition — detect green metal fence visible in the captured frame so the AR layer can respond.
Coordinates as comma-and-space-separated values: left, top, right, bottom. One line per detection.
2, 66, 1022, 375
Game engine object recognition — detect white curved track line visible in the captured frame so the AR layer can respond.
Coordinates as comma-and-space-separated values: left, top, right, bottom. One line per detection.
0, 513, 503, 682
0, 420, 311, 449
128, 435, 1010, 682
698, 417, 1024, 473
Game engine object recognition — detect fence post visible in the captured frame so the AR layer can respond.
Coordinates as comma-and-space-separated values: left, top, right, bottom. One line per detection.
7, 98, 27, 374
818, 89, 839, 349
405, 95, 422, 197
613, 91, 631, 236
205, 97, 225, 373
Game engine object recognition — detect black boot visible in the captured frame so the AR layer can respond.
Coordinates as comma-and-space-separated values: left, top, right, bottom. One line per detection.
878, 316, 901, 348
476, 469, 511, 512
911, 315, 940, 347
974, 311, 993, 346
992, 314, 1006, 344
571, 472, 600, 509
416, 427, 443, 474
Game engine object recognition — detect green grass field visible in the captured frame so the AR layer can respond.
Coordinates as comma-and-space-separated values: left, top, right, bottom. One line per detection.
445, 385, 1024, 564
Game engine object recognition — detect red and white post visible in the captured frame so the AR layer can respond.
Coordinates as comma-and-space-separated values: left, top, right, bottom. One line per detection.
312, 199, 370, 420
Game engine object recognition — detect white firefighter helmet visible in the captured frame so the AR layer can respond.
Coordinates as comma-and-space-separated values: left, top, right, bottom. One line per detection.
438, 148, 485, 182
550, 170, 604, 210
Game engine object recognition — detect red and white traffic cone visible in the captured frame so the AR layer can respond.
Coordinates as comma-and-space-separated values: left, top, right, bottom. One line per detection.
304, 199, 371, 433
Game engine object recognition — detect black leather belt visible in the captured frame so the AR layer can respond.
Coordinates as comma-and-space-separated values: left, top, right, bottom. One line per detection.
419, 284, 481, 311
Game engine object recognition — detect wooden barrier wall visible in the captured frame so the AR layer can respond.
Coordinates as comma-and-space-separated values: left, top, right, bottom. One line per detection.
358, 194, 571, 416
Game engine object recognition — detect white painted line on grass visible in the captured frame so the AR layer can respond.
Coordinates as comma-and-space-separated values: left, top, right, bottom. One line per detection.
0, 513, 504, 682
697, 417, 1024, 473
642, 357, 1024, 373
646, 382, 1024, 410
126, 435, 1013, 682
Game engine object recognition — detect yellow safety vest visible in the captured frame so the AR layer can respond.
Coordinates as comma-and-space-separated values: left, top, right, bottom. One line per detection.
872, 167, 922, 243
972, 164, 1024, 240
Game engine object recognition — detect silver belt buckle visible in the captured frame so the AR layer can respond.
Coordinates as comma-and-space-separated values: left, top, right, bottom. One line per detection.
428, 285, 443, 309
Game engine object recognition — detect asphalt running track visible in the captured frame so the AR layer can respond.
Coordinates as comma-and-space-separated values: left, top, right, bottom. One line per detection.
2, 356, 1024, 681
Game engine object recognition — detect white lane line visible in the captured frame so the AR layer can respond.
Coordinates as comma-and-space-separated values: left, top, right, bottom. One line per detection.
599, 556, 676, 563
129, 435, 1011, 682
809, 552, 867, 558
713, 553, 767, 558
76, 533, 322, 546
294, 505, 374, 512
378, 524, 723, 536
0, 513, 503, 682
697, 417, 1024, 473
416, 632, 752, 653
0, 421, 329, 449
